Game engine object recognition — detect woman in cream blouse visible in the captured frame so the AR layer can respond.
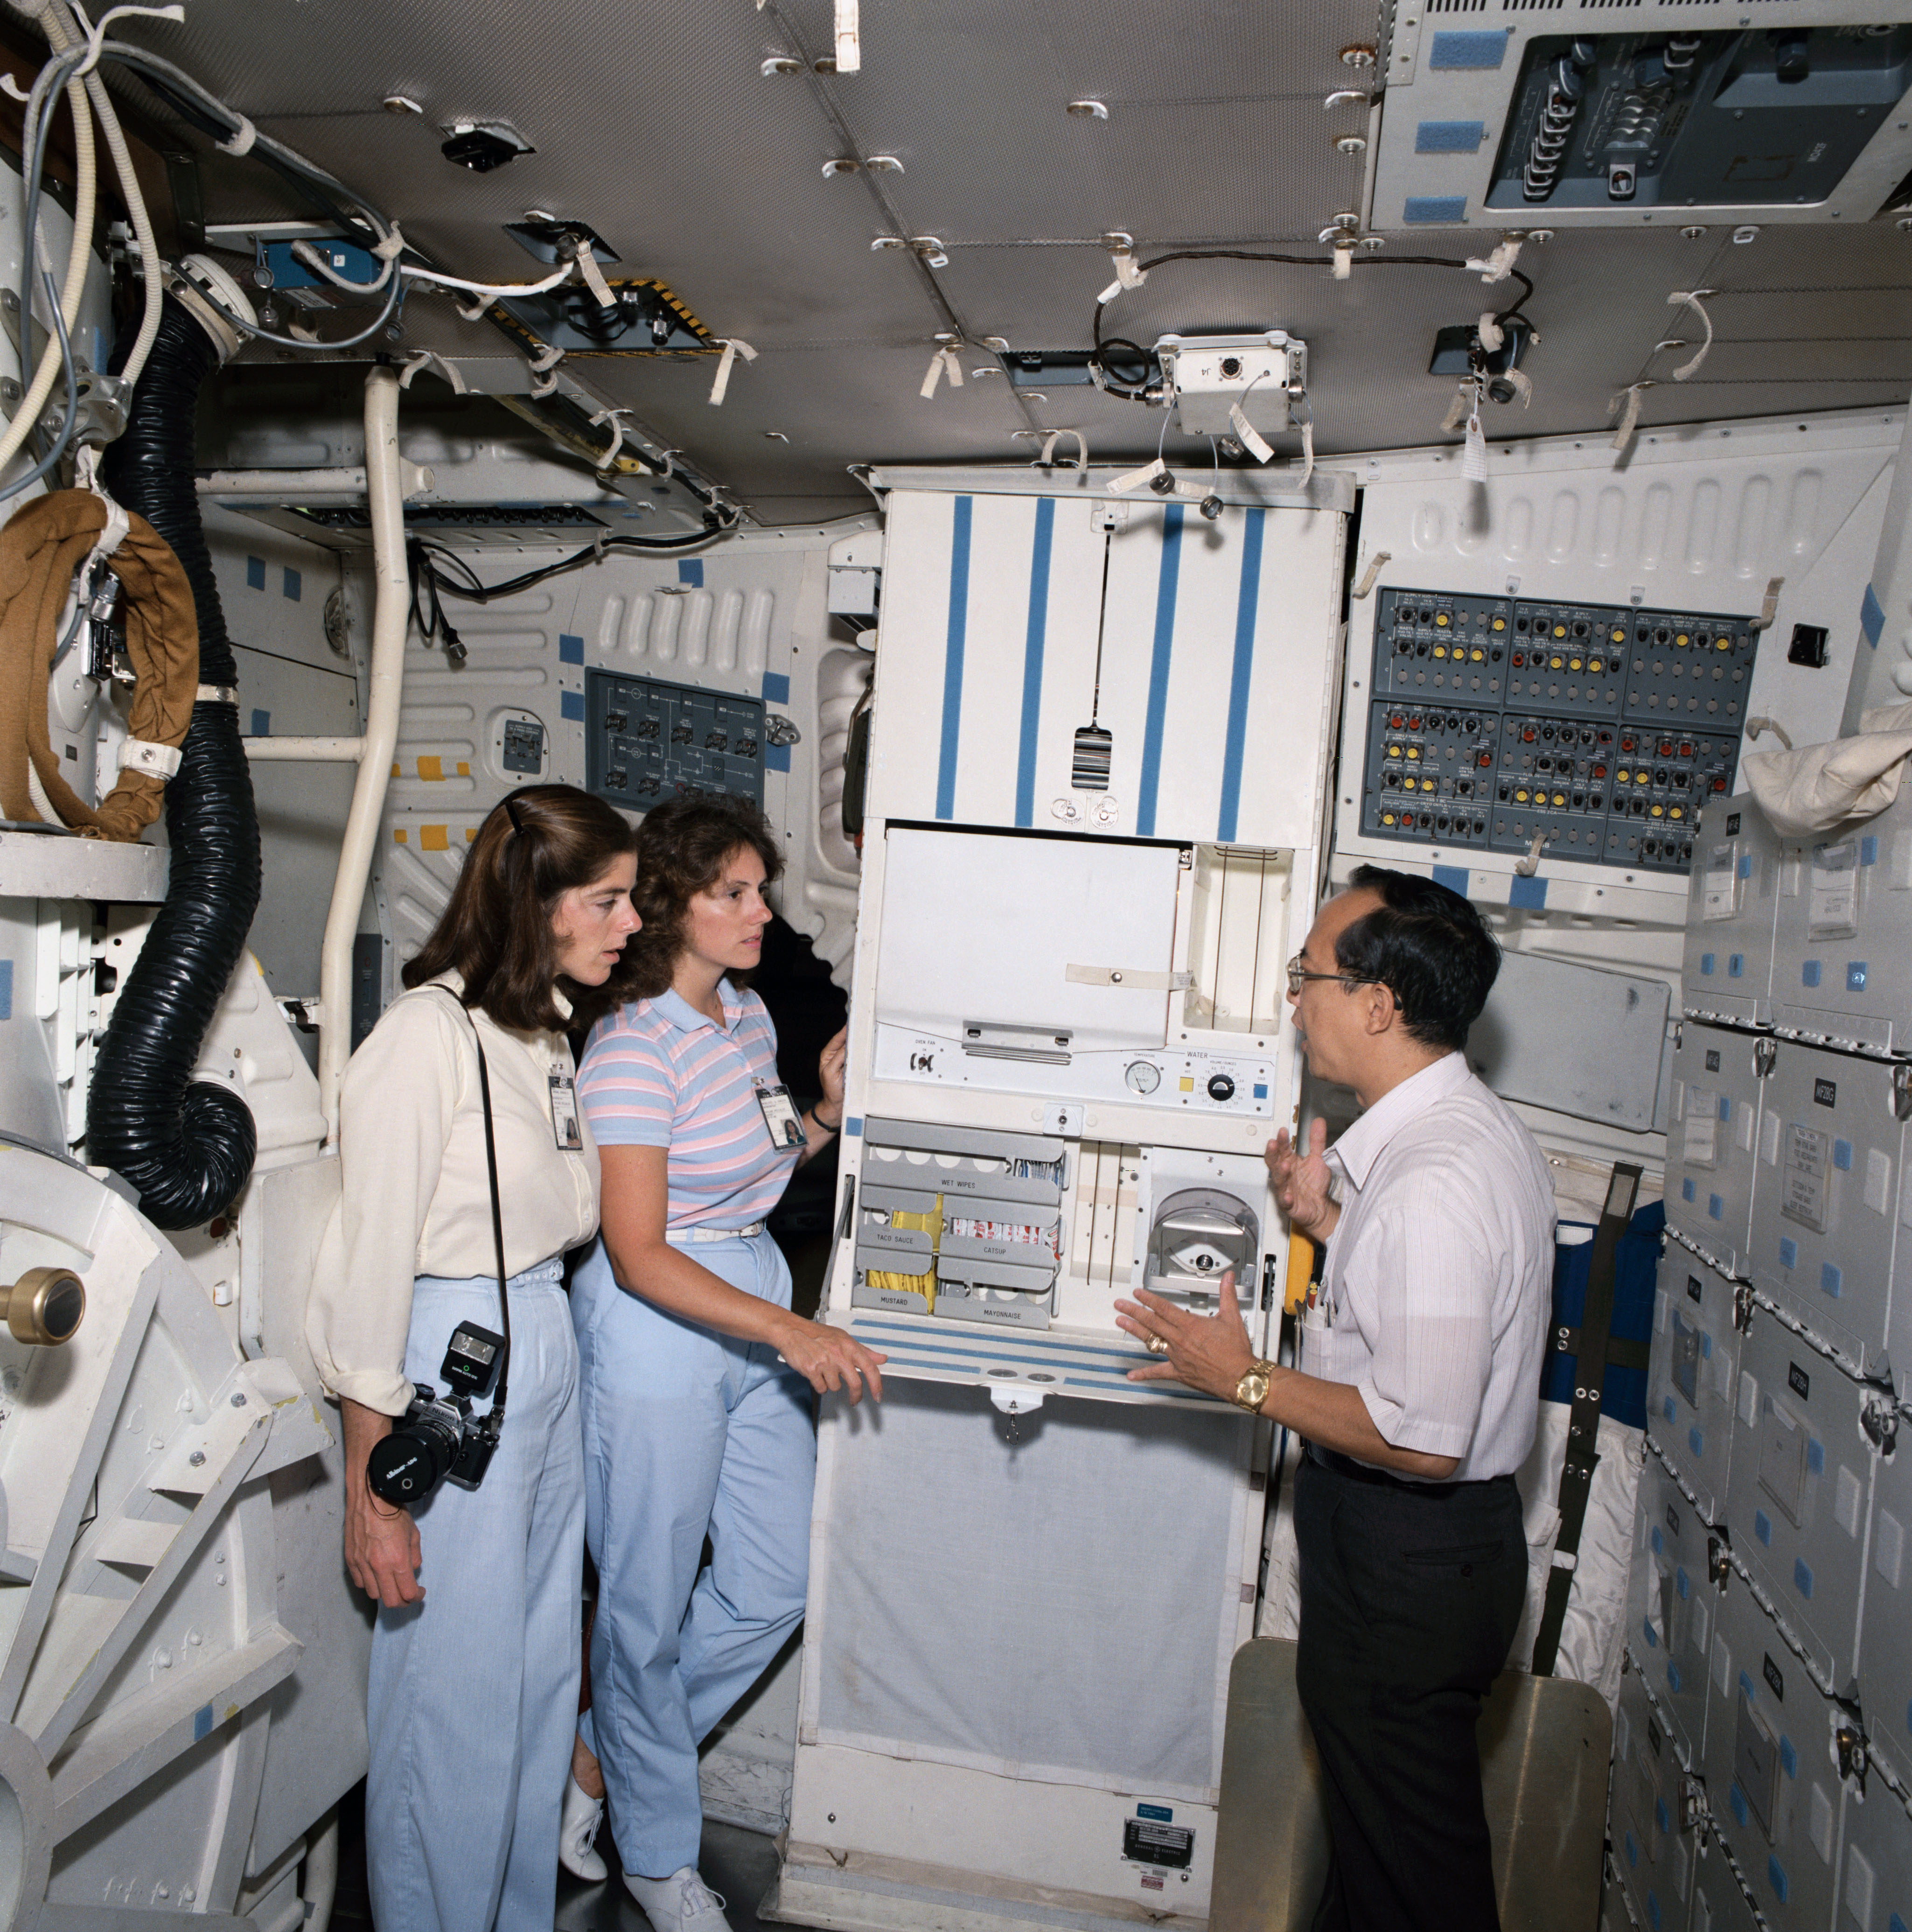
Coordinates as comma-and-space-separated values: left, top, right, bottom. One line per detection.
307, 784, 640, 1932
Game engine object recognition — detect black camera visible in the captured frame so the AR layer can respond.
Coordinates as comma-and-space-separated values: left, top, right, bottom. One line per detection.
366, 1321, 507, 1508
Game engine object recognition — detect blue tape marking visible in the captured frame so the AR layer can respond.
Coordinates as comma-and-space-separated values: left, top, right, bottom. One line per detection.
1137, 1804, 1173, 1821
1681, 1178, 1695, 1203
1862, 835, 1879, 865
935, 497, 973, 821
1689, 1425, 1703, 1458
1802, 959, 1821, 988
1834, 1139, 1853, 1171
1664, 1396, 1677, 1422
1730, 1784, 1748, 1828
1729, 954, 1745, 978
1700, 952, 1715, 975
560, 691, 586, 721
1136, 503, 1185, 837
1253, 1083, 1268, 1099
1432, 864, 1469, 894
1642, 1617, 1658, 1648
1403, 196, 1469, 224
1768, 1856, 1788, 1904
1807, 1438, 1824, 1475
1780, 1736, 1797, 1777
1779, 1237, 1798, 1269
1651, 1525, 1664, 1554
1863, 583, 1885, 647
764, 741, 791, 772
1707, 1193, 1723, 1220
1822, 1261, 1842, 1299
1755, 1509, 1772, 1546
250, 709, 270, 738
844, 1116, 863, 1138
1738, 853, 1753, 878
1217, 507, 1265, 840
678, 559, 704, 587
1718, 1095, 1731, 1121
1429, 30, 1509, 66
1702, 1333, 1712, 1357
282, 565, 301, 602
0, 959, 11, 1021
1849, 962, 1869, 991
1659, 1794, 1674, 1829
1624, 1831, 1639, 1868
244, 555, 265, 590
1893, 1915, 1909, 1932
558, 633, 585, 665
1742, 1670, 1756, 1701
1415, 119, 1486, 152
1666, 1663, 1682, 1695
761, 671, 791, 705
1015, 497, 1054, 829
1795, 1558, 1814, 1599
1508, 874, 1548, 910
1647, 1891, 1661, 1931
192, 1703, 214, 1742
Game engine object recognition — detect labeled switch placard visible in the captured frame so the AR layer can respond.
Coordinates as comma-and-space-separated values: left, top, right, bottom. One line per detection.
1361, 587, 1759, 875
586, 669, 766, 810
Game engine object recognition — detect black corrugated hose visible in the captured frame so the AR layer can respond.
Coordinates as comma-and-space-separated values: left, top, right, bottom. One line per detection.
88, 293, 259, 1228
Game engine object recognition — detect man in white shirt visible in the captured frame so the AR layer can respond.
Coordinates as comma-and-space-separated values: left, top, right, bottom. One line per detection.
1118, 865, 1554, 1932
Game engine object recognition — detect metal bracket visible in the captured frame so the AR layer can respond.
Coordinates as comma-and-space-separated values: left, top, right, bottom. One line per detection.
766, 715, 802, 748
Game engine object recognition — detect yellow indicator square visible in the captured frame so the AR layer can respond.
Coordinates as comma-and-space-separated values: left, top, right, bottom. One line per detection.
421, 825, 449, 851
393, 828, 407, 843
457, 761, 471, 777
1179, 1076, 1195, 1092
417, 755, 444, 782
465, 827, 477, 841
391, 762, 401, 778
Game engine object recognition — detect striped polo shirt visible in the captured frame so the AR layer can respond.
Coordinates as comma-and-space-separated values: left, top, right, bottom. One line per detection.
577, 981, 799, 1231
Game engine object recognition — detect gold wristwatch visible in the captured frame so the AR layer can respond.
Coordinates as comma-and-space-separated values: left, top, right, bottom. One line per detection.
1232, 1358, 1276, 1413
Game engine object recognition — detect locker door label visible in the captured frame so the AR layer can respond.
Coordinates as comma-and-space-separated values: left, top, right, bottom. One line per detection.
1808, 840, 1859, 940
1781, 1124, 1829, 1232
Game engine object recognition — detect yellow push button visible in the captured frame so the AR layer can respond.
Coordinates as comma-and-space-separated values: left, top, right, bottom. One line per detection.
1611, 627, 1625, 643
1407, 747, 1421, 759
1553, 625, 1567, 639
1180, 1076, 1195, 1092
1382, 813, 1397, 825
1651, 804, 1665, 817
1435, 613, 1450, 627
1433, 645, 1447, 658
1617, 769, 1631, 783
1471, 647, 1484, 662
1422, 777, 1436, 791
1569, 658, 1583, 672
1492, 617, 1506, 631
1675, 633, 1689, 647
1514, 789, 1530, 803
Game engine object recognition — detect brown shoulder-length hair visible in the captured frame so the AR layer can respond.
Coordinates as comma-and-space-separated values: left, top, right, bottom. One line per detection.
403, 784, 639, 1032
617, 792, 783, 1001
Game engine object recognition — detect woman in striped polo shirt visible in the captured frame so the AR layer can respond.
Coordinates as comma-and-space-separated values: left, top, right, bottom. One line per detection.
561, 793, 887, 1927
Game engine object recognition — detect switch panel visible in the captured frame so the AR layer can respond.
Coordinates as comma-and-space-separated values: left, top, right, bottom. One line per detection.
1361, 587, 1759, 875
585, 669, 766, 810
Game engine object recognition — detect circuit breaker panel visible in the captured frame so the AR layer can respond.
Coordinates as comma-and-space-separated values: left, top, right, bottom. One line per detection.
584, 668, 766, 808
1360, 586, 1760, 875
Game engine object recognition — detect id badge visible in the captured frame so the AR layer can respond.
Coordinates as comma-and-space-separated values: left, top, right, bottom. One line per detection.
755, 1082, 807, 1151
549, 1072, 584, 1151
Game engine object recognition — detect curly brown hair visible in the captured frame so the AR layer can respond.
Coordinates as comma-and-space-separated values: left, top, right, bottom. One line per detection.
617, 793, 784, 1001
403, 785, 639, 1032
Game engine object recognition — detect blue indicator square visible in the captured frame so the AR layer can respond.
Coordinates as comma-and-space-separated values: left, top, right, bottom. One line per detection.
1707, 1194, 1723, 1220
560, 691, 586, 721
250, 708, 270, 738
558, 633, 585, 664
1675, 1568, 1689, 1599
1508, 874, 1548, 910
1834, 1139, 1853, 1170
1431, 864, 1469, 895
1429, 29, 1509, 66
1892, 1916, 1909, 1932
1794, 1557, 1814, 1598
1849, 962, 1869, 992
1647, 1894, 1661, 1932
1643, 1617, 1659, 1649
1666, 1662, 1682, 1694
1803, 960, 1822, 987
1403, 195, 1469, 224
1863, 835, 1879, 865
1252, 1084, 1268, 1099
677, 559, 705, 587
761, 671, 792, 705
1779, 1237, 1798, 1269
1651, 1526, 1664, 1554
245, 555, 266, 590
0, 958, 11, 1022
193, 1702, 214, 1742
1701, 1334, 1712, 1358
1822, 1262, 1842, 1299
1655, 1798, 1671, 1834
764, 741, 792, 772
1701, 952, 1716, 975
1664, 1396, 1677, 1423
1738, 854, 1753, 879
1682, 1178, 1696, 1203
1768, 1856, 1788, 1904
1864, 583, 1886, 646
1719, 1096, 1731, 1120
1730, 1783, 1748, 1828
1741, 1670, 1756, 1701
1415, 119, 1487, 152
1689, 1426, 1704, 1459
1755, 1510, 1772, 1546
1625, 1830, 1639, 1869
282, 565, 301, 602
1729, 954, 1745, 977
1779, 1736, 1797, 1777
1807, 1438, 1824, 1475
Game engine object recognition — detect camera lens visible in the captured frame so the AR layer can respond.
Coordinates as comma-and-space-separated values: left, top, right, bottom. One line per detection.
368, 1410, 462, 1505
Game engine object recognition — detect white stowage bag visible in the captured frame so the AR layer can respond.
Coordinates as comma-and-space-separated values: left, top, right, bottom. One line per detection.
1742, 700, 1912, 837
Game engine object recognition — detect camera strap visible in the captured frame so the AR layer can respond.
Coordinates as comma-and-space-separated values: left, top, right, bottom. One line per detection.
432, 985, 512, 1437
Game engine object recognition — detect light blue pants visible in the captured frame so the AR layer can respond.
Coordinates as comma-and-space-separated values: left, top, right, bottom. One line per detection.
572, 1230, 816, 1877
365, 1261, 584, 1932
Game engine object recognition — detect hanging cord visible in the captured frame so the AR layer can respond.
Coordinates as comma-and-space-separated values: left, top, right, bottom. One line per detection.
470, 1020, 513, 1436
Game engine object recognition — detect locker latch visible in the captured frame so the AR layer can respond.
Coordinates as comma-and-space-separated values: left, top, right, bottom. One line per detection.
1861, 1392, 1899, 1456
1732, 1282, 1756, 1335
1752, 1037, 1778, 1079
1836, 1722, 1868, 1793
1680, 1771, 1707, 1836
1894, 1062, 1912, 1124
1706, 1533, 1731, 1590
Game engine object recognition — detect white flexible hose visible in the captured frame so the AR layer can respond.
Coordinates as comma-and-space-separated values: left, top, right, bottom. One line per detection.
0, 24, 96, 475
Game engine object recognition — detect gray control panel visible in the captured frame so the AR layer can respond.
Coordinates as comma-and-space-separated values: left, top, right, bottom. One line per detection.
585, 669, 766, 810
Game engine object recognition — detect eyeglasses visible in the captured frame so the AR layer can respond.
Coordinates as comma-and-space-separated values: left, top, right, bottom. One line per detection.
1285, 952, 1363, 998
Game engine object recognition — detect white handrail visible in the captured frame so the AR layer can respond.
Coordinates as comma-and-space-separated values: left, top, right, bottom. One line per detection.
316, 367, 408, 1143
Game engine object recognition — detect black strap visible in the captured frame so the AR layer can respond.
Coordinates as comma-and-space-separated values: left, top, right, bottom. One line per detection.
1531, 1162, 1641, 1677
433, 987, 512, 1431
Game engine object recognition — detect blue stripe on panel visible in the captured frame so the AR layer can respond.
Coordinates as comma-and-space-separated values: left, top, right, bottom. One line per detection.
1014, 498, 1056, 827
1862, 583, 1885, 647
1136, 504, 1185, 837
1216, 507, 1266, 840
935, 497, 973, 820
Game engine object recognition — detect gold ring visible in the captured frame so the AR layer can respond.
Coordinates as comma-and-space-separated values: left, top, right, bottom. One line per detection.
1145, 1334, 1170, 1357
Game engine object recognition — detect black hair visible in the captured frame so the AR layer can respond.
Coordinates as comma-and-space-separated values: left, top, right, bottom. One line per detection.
1333, 865, 1500, 1052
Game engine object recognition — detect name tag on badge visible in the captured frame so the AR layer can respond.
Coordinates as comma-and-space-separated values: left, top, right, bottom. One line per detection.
549, 1072, 584, 1150
755, 1082, 807, 1151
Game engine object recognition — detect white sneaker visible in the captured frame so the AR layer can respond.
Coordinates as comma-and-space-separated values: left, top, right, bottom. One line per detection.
623, 1866, 728, 1932
558, 1772, 607, 1883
